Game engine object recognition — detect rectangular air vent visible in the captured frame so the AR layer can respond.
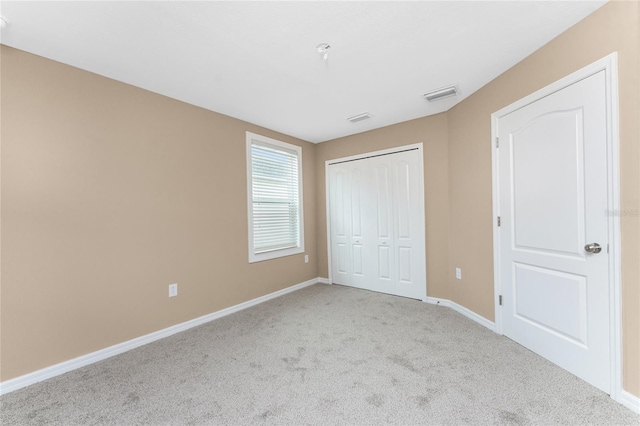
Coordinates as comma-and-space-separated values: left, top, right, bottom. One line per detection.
423, 85, 459, 102
347, 112, 372, 123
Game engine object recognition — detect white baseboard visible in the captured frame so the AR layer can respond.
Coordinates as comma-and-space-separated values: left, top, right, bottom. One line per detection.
317, 277, 331, 284
0, 277, 320, 396
425, 296, 496, 332
620, 390, 640, 414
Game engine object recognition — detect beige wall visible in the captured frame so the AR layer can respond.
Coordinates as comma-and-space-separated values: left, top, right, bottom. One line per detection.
315, 114, 450, 300
316, 1, 639, 396
0, 46, 317, 381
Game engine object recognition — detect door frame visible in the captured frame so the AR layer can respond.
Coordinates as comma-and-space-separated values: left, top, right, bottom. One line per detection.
491, 53, 622, 400
325, 143, 427, 301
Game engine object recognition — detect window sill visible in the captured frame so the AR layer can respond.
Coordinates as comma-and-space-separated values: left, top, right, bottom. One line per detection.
249, 245, 304, 263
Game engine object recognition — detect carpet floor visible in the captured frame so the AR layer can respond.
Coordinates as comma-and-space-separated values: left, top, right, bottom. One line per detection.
1, 283, 638, 425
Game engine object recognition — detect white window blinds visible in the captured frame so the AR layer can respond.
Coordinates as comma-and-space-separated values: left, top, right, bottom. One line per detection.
248, 136, 303, 259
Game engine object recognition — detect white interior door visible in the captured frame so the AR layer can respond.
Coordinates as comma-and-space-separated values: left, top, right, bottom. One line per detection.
497, 70, 610, 392
328, 147, 426, 300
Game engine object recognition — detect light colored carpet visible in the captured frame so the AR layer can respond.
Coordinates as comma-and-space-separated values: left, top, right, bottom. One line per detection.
1, 284, 638, 425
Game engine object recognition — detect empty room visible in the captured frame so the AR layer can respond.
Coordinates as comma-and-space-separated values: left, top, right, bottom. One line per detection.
1, 1, 639, 424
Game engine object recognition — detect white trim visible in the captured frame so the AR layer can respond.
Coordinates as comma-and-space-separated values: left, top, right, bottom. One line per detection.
425, 297, 496, 332
620, 391, 640, 414
604, 54, 623, 403
491, 111, 503, 335
317, 277, 331, 285
0, 277, 320, 396
246, 131, 305, 263
491, 53, 623, 403
324, 143, 427, 301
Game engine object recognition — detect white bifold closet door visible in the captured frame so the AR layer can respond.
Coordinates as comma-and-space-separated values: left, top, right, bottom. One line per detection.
328, 148, 426, 300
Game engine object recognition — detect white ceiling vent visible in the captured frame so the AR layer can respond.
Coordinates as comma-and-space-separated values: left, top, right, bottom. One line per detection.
347, 112, 372, 123
423, 85, 459, 102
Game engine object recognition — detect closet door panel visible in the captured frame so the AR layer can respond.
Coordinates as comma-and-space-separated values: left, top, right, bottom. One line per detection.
393, 152, 425, 299
373, 163, 395, 293
349, 167, 367, 287
375, 165, 392, 240
398, 247, 412, 282
330, 168, 351, 285
378, 245, 391, 279
396, 161, 412, 239
336, 243, 348, 274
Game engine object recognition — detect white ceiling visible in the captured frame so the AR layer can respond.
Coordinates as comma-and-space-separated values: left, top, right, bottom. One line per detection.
0, 1, 607, 143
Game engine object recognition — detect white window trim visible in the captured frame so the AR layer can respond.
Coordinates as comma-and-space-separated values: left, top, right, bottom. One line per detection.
246, 131, 304, 263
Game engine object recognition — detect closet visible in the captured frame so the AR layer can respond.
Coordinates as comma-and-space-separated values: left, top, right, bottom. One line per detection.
327, 145, 426, 300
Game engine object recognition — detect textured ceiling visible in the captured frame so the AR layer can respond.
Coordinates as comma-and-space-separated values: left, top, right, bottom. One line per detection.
0, 1, 607, 143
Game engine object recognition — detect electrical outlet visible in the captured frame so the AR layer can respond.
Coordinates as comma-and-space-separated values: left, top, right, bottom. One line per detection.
455, 268, 462, 280
304, 255, 309, 263
168, 283, 178, 297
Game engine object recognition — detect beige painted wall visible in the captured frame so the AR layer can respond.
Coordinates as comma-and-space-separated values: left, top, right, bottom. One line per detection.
315, 114, 450, 301
0, 46, 317, 381
316, 1, 639, 397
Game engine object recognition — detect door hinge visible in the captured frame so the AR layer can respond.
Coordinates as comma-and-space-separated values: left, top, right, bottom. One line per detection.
496, 137, 499, 148
499, 295, 503, 306
607, 244, 610, 253
497, 216, 501, 227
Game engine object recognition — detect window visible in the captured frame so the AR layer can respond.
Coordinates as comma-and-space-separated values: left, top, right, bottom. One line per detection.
246, 132, 304, 263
